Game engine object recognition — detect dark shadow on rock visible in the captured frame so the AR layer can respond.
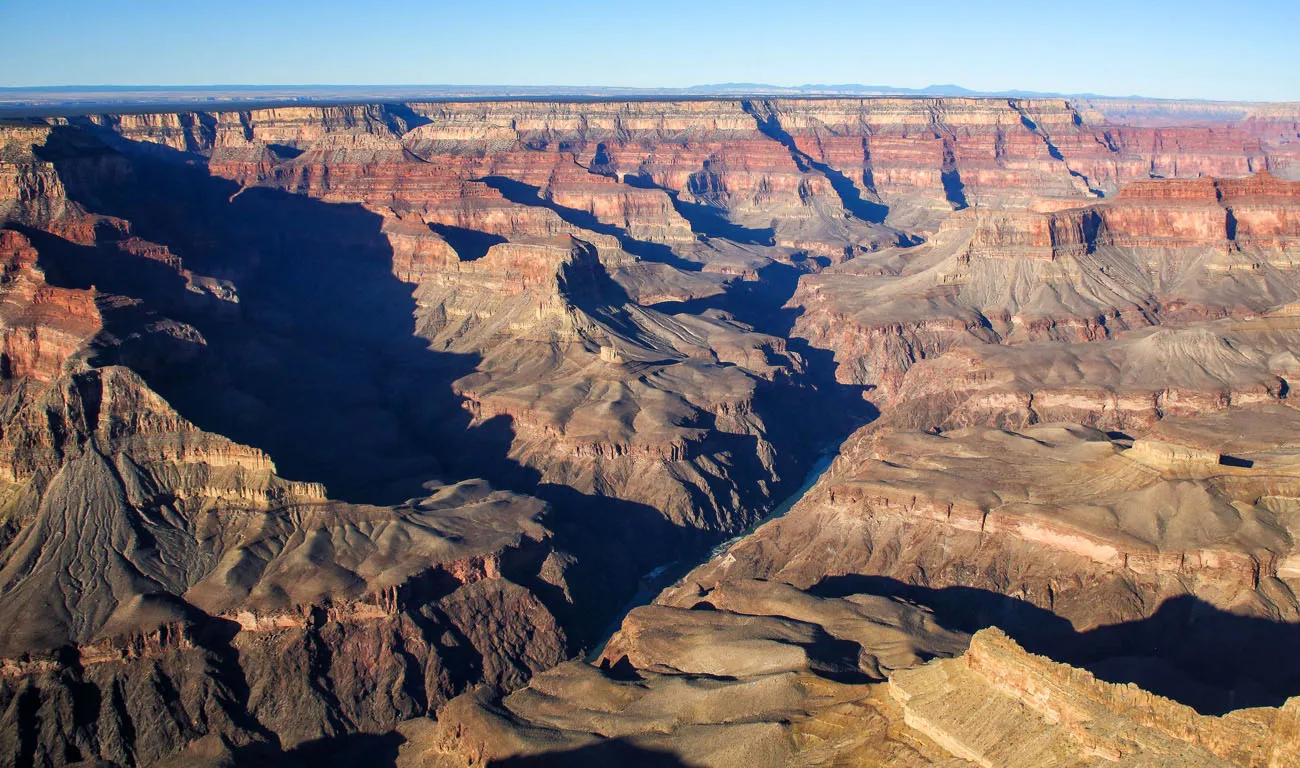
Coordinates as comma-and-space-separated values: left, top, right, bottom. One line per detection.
488, 739, 694, 768
291, 732, 405, 768
939, 138, 968, 210
1016, 110, 1066, 162
21, 121, 879, 675
648, 260, 877, 442
668, 191, 775, 246
620, 166, 776, 246
741, 100, 890, 225
31, 122, 505, 506
478, 175, 703, 272
1009, 100, 1106, 198
531, 483, 716, 645
187, 615, 280, 741
670, 192, 769, 246
230, 731, 405, 768
588, 142, 617, 177
597, 654, 644, 681
803, 634, 874, 684
811, 575, 1300, 715
380, 102, 433, 134
429, 222, 506, 261
266, 143, 304, 160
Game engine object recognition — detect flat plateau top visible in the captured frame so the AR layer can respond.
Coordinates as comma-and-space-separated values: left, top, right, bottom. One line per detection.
2, 85, 1295, 119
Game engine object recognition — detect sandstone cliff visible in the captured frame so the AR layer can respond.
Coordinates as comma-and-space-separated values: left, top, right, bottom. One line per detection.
408, 608, 1299, 767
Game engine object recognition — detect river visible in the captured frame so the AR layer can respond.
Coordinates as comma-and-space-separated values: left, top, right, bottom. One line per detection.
586, 445, 841, 659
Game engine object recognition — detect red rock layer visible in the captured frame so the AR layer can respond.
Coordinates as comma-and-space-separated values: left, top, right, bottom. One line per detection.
0, 229, 100, 382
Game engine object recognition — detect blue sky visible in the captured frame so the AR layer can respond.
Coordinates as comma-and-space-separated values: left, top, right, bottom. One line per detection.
3, 0, 1297, 100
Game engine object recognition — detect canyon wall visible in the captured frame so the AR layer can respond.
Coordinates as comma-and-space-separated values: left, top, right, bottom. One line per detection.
2, 94, 1300, 765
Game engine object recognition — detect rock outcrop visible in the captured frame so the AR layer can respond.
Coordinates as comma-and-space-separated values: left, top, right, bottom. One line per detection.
659, 407, 1300, 720
792, 172, 1300, 403
411, 612, 1300, 767
0, 122, 577, 766
889, 628, 1300, 767
407, 578, 968, 768
0, 361, 572, 766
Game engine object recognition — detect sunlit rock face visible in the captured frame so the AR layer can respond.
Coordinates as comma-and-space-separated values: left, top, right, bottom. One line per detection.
2, 96, 1300, 766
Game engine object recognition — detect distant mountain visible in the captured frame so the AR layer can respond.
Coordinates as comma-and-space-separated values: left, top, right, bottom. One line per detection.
0, 82, 1271, 117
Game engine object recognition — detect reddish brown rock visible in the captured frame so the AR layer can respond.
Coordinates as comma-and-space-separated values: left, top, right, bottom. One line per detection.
0, 229, 100, 381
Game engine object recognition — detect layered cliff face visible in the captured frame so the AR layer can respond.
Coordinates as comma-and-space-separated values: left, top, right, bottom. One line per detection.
0, 252, 570, 767
888, 628, 1300, 767
407, 578, 970, 768
411, 234, 803, 530
660, 407, 1300, 715
0, 229, 100, 383
86, 97, 1300, 251
70, 101, 1300, 540
3, 95, 1300, 766
0, 363, 568, 762
879, 313, 1300, 432
81, 107, 823, 540
791, 171, 1300, 402
411, 615, 1300, 767
0, 122, 577, 767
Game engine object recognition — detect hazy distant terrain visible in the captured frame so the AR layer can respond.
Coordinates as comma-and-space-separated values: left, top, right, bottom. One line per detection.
3, 83, 1293, 121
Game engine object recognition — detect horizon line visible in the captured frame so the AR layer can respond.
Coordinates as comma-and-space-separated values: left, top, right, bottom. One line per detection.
2, 82, 1289, 105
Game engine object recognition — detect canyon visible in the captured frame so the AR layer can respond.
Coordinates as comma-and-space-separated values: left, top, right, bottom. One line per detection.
0, 95, 1299, 766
